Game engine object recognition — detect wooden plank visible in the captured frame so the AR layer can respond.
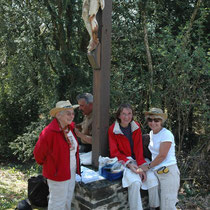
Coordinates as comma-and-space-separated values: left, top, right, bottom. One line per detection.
92, 0, 112, 168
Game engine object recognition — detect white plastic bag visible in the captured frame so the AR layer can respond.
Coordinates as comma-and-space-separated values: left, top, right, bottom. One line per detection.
80, 151, 92, 165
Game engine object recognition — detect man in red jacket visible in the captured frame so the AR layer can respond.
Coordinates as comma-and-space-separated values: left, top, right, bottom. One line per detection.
34, 100, 80, 210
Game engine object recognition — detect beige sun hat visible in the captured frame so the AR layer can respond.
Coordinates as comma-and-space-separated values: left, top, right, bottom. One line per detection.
144, 107, 168, 122
49, 100, 79, 117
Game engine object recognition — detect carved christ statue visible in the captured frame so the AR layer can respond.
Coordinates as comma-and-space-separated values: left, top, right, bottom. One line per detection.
82, 0, 105, 52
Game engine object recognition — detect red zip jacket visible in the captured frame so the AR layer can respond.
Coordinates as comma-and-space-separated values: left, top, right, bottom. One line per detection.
108, 121, 146, 166
33, 118, 80, 181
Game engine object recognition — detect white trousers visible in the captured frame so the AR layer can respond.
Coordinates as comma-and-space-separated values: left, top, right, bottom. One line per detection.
47, 157, 76, 210
128, 182, 159, 210
123, 160, 159, 209
148, 186, 160, 208
128, 181, 142, 210
155, 164, 180, 210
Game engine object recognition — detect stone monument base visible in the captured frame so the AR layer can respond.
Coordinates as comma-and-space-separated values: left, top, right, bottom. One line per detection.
72, 178, 150, 210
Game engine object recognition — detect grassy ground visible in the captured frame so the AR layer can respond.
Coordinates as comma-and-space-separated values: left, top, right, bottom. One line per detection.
0, 161, 46, 210
0, 161, 209, 210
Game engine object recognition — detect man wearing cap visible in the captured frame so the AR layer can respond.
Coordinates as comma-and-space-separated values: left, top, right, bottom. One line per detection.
75, 93, 93, 152
33, 100, 80, 210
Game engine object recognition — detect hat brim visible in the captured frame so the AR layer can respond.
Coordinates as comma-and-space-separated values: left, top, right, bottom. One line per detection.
144, 111, 168, 121
50, 105, 79, 117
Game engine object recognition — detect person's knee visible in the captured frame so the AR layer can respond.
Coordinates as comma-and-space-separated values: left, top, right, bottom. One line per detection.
148, 185, 159, 194
130, 181, 141, 191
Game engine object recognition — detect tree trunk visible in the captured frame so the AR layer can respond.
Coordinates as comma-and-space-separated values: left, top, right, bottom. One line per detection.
139, 2, 154, 104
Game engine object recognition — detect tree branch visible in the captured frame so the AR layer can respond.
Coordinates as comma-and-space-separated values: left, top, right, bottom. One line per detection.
184, 0, 202, 46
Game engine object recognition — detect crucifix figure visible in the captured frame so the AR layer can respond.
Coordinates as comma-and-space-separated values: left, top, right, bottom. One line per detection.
82, 0, 105, 53
82, 0, 112, 167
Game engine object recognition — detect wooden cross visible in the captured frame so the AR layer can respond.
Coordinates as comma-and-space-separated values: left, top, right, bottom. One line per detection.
83, 0, 112, 167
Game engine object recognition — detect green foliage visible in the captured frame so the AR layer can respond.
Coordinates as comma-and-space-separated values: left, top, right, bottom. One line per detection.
111, 0, 209, 149
9, 117, 50, 162
0, 0, 91, 159
0, 0, 209, 161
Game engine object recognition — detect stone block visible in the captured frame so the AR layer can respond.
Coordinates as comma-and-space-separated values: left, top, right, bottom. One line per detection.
72, 178, 150, 210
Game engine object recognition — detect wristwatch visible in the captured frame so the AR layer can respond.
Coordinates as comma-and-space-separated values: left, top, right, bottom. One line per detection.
148, 164, 151, 169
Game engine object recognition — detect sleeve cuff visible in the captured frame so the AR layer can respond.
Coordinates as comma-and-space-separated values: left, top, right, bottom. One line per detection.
125, 159, 132, 166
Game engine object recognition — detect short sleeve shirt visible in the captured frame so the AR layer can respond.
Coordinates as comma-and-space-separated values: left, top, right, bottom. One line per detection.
149, 128, 177, 170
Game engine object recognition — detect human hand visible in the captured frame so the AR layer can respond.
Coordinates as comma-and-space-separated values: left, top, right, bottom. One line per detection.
139, 171, 147, 182
127, 163, 139, 174
140, 164, 150, 172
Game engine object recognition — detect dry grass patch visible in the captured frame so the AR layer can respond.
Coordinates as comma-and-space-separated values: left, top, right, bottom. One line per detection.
0, 162, 40, 209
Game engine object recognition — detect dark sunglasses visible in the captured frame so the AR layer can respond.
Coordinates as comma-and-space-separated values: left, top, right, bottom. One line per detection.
147, 118, 161, 123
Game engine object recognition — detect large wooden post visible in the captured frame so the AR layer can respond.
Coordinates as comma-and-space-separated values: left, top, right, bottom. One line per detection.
92, 1, 112, 168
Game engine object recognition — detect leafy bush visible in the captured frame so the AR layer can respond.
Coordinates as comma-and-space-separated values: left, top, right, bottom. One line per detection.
9, 117, 50, 162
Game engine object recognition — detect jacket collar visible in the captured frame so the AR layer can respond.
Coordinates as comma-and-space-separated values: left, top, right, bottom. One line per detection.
48, 118, 74, 132
48, 118, 61, 132
113, 120, 139, 135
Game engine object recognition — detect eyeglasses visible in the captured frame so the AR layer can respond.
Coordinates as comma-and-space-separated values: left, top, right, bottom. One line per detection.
147, 118, 161, 123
